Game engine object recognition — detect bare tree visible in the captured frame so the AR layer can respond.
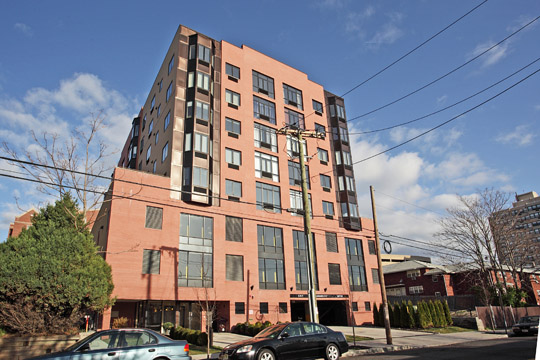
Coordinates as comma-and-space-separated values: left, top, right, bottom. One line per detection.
3, 111, 114, 224
195, 264, 217, 359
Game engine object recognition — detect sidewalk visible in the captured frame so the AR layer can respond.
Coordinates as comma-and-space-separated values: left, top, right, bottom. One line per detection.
191, 326, 509, 359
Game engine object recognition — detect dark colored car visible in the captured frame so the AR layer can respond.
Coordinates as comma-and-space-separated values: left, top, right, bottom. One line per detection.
511, 315, 539, 336
219, 322, 348, 360
28, 328, 191, 359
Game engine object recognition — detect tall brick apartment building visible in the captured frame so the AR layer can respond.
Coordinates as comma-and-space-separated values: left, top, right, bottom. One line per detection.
92, 25, 381, 332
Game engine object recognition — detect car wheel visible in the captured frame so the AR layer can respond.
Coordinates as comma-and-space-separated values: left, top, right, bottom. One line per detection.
325, 343, 340, 360
258, 348, 275, 360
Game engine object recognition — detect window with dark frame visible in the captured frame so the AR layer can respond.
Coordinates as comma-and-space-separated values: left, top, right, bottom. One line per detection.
318, 148, 329, 163
198, 44, 211, 63
225, 117, 241, 135
145, 206, 163, 229
256, 182, 281, 213
168, 54, 175, 74
260, 302, 269, 314
372, 268, 380, 284
226, 89, 241, 107
283, 84, 303, 110
226, 254, 244, 281
225, 179, 242, 199
255, 151, 279, 182
322, 201, 334, 216
320, 174, 331, 189
254, 122, 277, 152
226, 63, 240, 79
226, 216, 243, 242
368, 240, 376, 255
352, 302, 359, 311
279, 302, 287, 313
288, 160, 310, 189
365, 302, 371, 311
142, 249, 161, 274
328, 263, 342, 285
312, 100, 323, 114
235, 302, 245, 314
326, 232, 338, 253
252, 71, 275, 98
253, 96, 276, 124
225, 148, 241, 167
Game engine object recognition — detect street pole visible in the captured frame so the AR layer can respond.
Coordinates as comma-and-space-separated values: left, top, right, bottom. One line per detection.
298, 131, 319, 323
370, 186, 392, 345
277, 127, 323, 323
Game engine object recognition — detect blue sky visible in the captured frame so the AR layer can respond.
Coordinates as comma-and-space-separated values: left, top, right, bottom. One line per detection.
1, 0, 539, 259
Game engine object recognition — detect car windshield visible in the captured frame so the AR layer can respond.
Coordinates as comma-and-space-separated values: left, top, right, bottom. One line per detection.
519, 316, 539, 324
64, 332, 97, 351
255, 324, 287, 339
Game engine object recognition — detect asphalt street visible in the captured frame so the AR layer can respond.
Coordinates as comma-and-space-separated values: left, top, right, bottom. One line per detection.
346, 337, 538, 360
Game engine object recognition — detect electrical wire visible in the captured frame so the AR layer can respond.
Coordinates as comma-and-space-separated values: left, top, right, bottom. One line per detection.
348, 14, 540, 122
347, 56, 540, 135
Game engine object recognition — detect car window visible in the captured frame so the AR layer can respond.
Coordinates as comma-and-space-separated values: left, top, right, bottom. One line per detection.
302, 323, 326, 335
284, 323, 304, 337
84, 333, 120, 350
123, 331, 158, 347
255, 324, 287, 338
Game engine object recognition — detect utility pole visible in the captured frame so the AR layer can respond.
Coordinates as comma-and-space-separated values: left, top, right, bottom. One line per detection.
370, 186, 392, 345
277, 127, 323, 323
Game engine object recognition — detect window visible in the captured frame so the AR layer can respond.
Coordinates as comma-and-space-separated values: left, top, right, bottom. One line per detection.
336, 104, 345, 118
349, 264, 368, 291
260, 302, 269, 314
295, 260, 310, 290
225, 117, 241, 135
226, 216, 243, 242
283, 84, 303, 110
195, 101, 209, 121
162, 142, 169, 163
168, 54, 174, 74
407, 269, 421, 279
184, 133, 192, 151
179, 213, 213, 247
254, 123, 277, 152
235, 302, 245, 314
288, 161, 310, 188
226, 255, 244, 281
313, 100, 323, 114
198, 44, 211, 63
259, 258, 285, 290
186, 101, 193, 118
352, 302, 359, 312
226, 63, 240, 79
157, 104, 161, 117
320, 174, 331, 189
432, 275, 439, 282
149, 120, 154, 135
340, 127, 349, 143
164, 111, 170, 130
326, 232, 338, 253
338, 176, 355, 192
153, 161, 156, 174
145, 206, 163, 229
151, 95, 156, 110
193, 167, 208, 188
225, 179, 242, 199
252, 71, 275, 98
256, 182, 281, 213
365, 302, 371, 311
142, 249, 161, 274
343, 151, 352, 166
328, 263, 342, 285
166, 81, 173, 102
225, 89, 240, 107
187, 72, 194, 88
194, 133, 209, 154
279, 302, 288, 313
155, 131, 159, 145
197, 72, 210, 91
146, 145, 152, 163
253, 96, 276, 124
255, 152, 279, 182
318, 148, 329, 163
225, 148, 241, 167
284, 108, 304, 129
258, 225, 283, 250
315, 123, 326, 137
322, 201, 334, 216
372, 268, 380, 284
368, 240, 376, 255
290, 190, 312, 217
286, 135, 307, 158
409, 286, 424, 294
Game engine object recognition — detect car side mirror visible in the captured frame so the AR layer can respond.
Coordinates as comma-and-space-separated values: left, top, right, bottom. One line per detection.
79, 344, 90, 352
280, 332, 290, 339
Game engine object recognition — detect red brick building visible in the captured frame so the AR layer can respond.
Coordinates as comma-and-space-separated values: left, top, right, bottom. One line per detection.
383, 260, 540, 305
92, 25, 381, 332
7, 209, 37, 239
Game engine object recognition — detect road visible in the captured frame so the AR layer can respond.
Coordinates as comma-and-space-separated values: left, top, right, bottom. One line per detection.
346, 337, 538, 360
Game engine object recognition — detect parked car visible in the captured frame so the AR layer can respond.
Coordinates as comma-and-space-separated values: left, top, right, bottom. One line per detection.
511, 315, 539, 336
219, 322, 348, 360
28, 328, 191, 359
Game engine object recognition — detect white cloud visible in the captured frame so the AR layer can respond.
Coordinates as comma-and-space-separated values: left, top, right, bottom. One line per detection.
436, 95, 448, 105
470, 41, 510, 67
345, 6, 376, 39
14, 23, 33, 37
495, 125, 535, 147
367, 23, 403, 46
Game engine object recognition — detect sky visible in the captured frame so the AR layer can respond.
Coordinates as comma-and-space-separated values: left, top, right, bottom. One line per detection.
0, 0, 538, 261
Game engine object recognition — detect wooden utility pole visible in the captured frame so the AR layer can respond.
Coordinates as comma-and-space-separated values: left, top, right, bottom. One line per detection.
277, 127, 323, 323
370, 186, 392, 345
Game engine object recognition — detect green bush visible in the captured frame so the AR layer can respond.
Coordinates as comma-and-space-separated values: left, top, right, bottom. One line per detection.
388, 304, 394, 327
163, 322, 174, 331
373, 303, 380, 327
378, 304, 385, 326
435, 300, 447, 327
197, 331, 208, 346
443, 300, 453, 326
400, 301, 409, 328
428, 301, 439, 327
406, 301, 416, 329
392, 303, 401, 328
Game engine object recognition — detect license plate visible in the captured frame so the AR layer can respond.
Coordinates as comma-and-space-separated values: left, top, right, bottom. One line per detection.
220, 354, 228, 360
522, 329, 528, 333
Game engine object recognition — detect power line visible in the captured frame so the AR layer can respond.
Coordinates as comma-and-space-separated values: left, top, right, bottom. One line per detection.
351, 66, 540, 165
379, 237, 463, 259
381, 233, 463, 255
339, 0, 489, 99
347, 14, 540, 122
348, 56, 540, 135
375, 190, 446, 216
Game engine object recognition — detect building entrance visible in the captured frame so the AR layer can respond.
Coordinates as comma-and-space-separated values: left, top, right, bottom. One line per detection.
290, 300, 307, 322
318, 300, 348, 326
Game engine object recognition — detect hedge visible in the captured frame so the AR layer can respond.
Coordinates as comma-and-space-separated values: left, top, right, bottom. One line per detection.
170, 326, 208, 346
